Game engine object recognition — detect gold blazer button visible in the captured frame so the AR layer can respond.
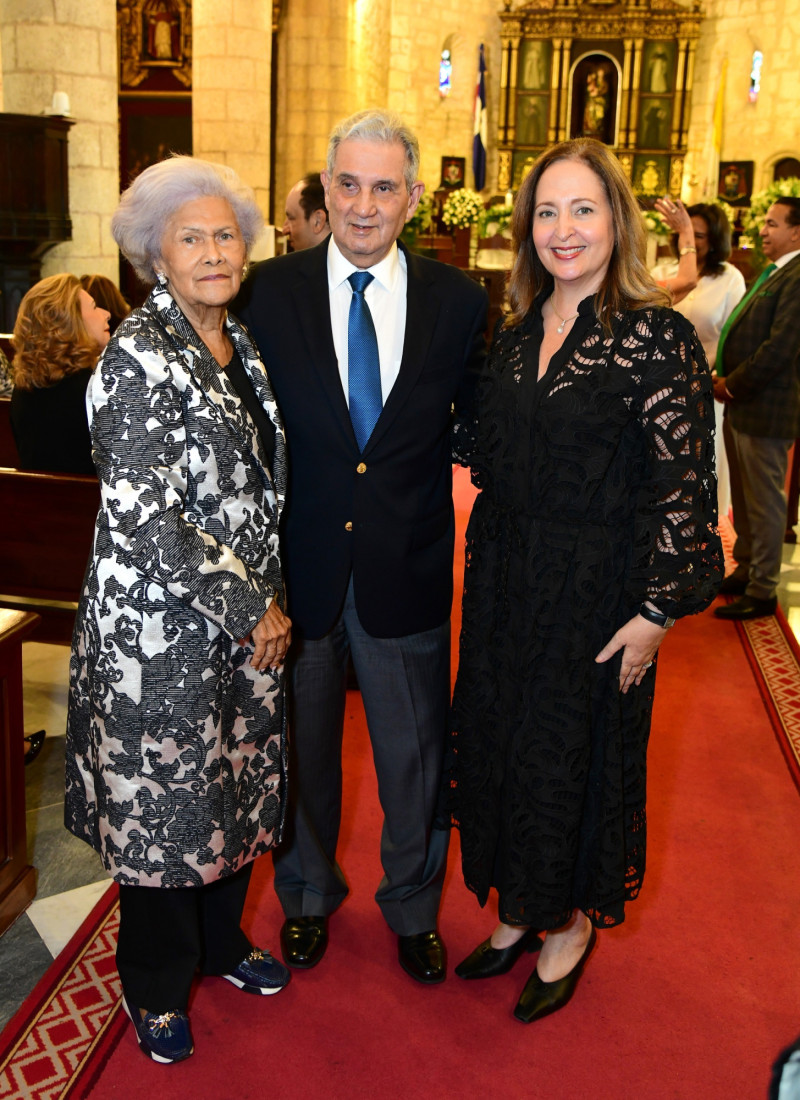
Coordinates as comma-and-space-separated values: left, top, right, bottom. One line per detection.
345, 521, 353, 531
357, 462, 367, 474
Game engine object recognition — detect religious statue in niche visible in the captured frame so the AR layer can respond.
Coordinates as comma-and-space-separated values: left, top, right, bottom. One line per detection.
145, 1, 181, 63
571, 56, 617, 144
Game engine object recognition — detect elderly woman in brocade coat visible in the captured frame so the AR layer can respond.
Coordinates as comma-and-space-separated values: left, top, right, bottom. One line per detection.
65, 156, 292, 1065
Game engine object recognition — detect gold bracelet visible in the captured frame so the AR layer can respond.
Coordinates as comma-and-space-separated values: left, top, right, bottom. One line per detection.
679, 246, 697, 256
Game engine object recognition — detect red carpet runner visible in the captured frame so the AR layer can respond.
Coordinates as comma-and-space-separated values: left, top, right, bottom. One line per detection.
2, 466, 799, 1099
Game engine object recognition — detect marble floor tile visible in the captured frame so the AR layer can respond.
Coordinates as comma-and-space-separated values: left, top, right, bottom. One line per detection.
0, 914, 54, 1032
24, 729, 67, 816
27, 880, 112, 959
26, 801, 106, 899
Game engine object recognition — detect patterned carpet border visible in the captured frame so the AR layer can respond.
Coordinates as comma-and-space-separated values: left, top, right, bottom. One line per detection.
0, 884, 122, 1100
737, 606, 800, 793
717, 515, 800, 793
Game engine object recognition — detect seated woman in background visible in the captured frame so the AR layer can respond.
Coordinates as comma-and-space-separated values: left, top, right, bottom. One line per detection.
0, 345, 12, 397
10, 273, 110, 475
80, 273, 131, 335
652, 200, 745, 518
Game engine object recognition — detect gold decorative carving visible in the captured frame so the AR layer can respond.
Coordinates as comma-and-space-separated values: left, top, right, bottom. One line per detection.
498, 150, 512, 192
500, 0, 703, 199
119, 0, 192, 90
669, 156, 684, 194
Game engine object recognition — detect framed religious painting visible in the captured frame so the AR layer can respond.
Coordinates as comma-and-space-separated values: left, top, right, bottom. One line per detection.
641, 41, 676, 95
440, 156, 466, 189
518, 40, 551, 92
515, 94, 549, 146
718, 161, 754, 206
637, 98, 672, 150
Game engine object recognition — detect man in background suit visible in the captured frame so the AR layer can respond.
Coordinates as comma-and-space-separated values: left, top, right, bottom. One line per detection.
236, 109, 488, 982
281, 172, 330, 252
714, 196, 800, 620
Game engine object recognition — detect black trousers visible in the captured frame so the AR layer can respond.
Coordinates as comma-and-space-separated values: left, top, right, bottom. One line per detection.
116, 863, 254, 1012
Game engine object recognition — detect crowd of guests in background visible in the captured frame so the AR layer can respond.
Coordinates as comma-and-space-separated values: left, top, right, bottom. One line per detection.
3, 116, 798, 1081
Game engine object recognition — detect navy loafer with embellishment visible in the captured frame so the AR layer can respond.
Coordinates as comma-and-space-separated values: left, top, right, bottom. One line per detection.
222, 946, 291, 995
122, 995, 194, 1063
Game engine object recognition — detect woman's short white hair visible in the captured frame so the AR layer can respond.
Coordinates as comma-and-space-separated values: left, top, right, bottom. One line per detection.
111, 155, 264, 284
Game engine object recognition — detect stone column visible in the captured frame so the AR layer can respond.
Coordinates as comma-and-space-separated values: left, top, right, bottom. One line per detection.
193, 0, 272, 220
0, 0, 119, 280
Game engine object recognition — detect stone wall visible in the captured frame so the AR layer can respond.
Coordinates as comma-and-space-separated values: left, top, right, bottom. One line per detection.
0, 0, 119, 281
192, 0, 272, 218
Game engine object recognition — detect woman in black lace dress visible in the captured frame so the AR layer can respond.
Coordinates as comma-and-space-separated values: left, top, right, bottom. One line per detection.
450, 139, 722, 1022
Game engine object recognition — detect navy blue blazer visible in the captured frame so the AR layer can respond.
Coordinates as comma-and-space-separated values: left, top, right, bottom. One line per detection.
235, 239, 488, 639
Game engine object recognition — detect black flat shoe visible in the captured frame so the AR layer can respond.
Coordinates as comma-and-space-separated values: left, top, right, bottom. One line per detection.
513, 928, 597, 1024
398, 930, 446, 984
455, 928, 543, 979
280, 916, 328, 969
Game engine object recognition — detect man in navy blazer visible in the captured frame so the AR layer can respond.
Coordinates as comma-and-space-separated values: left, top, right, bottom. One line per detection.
236, 109, 488, 983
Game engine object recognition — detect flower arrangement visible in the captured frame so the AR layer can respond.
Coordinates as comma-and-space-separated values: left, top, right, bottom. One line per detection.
479, 203, 514, 238
441, 188, 485, 229
714, 199, 736, 227
400, 192, 433, 247
641, 209, 671, 240
741, 177, 800, 268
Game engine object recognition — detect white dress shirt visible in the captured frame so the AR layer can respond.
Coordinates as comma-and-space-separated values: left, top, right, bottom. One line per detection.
327, 238, 407, 407
774, 247, 800, 271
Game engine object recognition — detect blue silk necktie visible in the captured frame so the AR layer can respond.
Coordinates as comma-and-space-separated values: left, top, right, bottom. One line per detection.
347, 271, 382, 451
715, 262, 776, 376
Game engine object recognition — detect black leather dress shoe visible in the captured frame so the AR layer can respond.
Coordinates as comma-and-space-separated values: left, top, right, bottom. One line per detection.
718, 570, 748, 596
455, 928, 543, 979
714, 594, 777, 620
398, 930, 446, 984
280, 916, 328, 969
514, 928, 597, 1024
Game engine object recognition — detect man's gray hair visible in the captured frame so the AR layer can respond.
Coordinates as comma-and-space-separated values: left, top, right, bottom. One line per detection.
326, 109, 420, 193
111, 155, 264, 285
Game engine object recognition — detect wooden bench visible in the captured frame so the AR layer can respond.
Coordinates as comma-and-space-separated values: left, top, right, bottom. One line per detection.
0, 467, 98, 644
0, 396, 18, 467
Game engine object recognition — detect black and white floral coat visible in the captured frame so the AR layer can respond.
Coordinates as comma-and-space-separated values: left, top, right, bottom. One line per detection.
65, 284, 288, 888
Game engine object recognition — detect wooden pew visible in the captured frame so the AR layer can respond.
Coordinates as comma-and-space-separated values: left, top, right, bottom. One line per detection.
0, 467, 98, 644
0, 397, 18, 467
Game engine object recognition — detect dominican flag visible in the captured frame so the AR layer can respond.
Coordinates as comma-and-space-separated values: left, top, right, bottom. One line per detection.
472, 44, 487, 191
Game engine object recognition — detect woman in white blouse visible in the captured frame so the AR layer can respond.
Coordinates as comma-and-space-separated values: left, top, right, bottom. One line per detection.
654, 201, 746, 516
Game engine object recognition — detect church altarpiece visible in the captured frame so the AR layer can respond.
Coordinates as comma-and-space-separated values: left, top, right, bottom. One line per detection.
497, 0, 703, 202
